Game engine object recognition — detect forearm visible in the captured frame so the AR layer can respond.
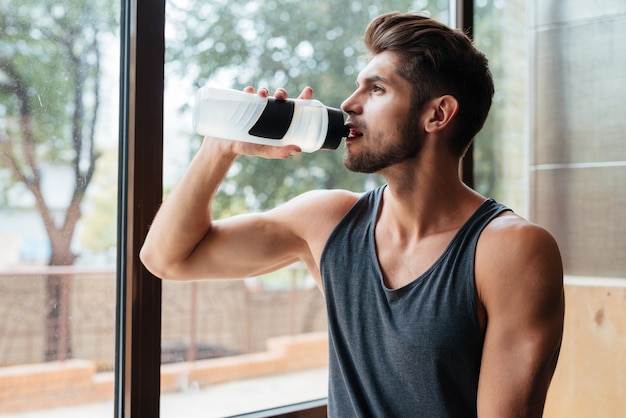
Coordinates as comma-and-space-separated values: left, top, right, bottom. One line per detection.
140, 87, 309, 279
140, 137, 237, 279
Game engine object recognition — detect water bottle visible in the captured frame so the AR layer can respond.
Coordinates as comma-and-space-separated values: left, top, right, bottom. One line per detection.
192, 86, 349, 152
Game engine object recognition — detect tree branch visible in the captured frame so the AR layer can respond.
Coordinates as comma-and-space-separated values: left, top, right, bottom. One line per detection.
0, 58, 41, 187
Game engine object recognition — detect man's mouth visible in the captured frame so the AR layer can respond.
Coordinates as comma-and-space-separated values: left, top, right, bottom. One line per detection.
348, 129, 363, 139
346, 123, 363, 139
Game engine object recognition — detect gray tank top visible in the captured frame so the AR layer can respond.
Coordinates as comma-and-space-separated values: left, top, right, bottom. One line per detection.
321, 186, 510, 417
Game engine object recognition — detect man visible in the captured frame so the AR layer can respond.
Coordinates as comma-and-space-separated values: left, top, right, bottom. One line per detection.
141, 12, 564, 417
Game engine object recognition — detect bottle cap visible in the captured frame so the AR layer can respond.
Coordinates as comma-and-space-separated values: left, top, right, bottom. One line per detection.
322, 107, 349, 150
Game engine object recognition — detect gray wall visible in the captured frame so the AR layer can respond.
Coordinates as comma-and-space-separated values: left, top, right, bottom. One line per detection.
530, 1, 626, 277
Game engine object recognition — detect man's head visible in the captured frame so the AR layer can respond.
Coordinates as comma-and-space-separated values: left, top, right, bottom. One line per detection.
363, 12, 494, 157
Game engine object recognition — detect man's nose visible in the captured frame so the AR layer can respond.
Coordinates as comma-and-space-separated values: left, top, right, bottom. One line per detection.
341, 91, 360, 114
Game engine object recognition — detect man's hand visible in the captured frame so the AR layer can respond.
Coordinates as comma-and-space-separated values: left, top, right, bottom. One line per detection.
141, 84, 324, 281
216, 86, 315, 159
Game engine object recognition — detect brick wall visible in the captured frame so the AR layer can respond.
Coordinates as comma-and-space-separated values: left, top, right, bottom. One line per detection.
0, 332, 328, 414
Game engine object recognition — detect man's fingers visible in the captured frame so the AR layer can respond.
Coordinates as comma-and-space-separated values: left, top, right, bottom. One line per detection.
297, 86, 314, 100
233, 141, 301, 159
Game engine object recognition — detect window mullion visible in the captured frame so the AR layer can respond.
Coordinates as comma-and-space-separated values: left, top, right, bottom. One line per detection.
115, 0, 165, 417
453, 0, 476, 188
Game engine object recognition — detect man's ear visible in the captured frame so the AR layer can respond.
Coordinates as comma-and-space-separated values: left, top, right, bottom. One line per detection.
424, 95, 459, 133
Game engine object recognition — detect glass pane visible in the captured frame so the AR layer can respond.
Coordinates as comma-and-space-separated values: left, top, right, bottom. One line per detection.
0, 0, 120, 416
474, 0, 626, 417
161, 1, 449, 416
473, 0, 528, 215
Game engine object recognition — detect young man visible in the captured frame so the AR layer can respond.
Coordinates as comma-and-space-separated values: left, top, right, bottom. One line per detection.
141, 12, 564, 417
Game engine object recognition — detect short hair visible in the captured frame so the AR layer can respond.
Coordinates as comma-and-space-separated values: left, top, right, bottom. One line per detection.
364, 12, 494, 156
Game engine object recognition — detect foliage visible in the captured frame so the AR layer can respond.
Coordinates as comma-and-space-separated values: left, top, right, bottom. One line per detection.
473, 0, 504, 198
166, 0, 449, 213
0, 0, 117, 264
0, 0, 508, 361
80, 149, 118, 253
0, 0, 117, 361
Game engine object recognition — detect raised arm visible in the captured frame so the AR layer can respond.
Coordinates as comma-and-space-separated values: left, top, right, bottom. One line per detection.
140, 87, 356, 283
476, 215, 565, 417
139, 138, 294, 280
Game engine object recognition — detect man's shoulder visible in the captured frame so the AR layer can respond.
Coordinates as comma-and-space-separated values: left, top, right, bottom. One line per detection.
274, 188, 362, 240
271, 189, 363, 276
476, 210, 563, 300
481, 211, 558, 253
297, 188, 363, 201
285, 188, 363, 217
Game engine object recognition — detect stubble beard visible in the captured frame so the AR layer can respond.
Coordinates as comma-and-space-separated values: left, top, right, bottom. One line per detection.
343, 118, 422, 174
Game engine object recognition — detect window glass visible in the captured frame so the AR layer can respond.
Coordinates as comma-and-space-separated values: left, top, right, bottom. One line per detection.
161, 1, 449, 415
474, 0, 626, 416
0, 0, 120, 416
473, 0, 528, 215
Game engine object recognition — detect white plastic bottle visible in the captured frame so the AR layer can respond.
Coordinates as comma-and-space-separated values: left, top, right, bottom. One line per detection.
192, 86, 349, 153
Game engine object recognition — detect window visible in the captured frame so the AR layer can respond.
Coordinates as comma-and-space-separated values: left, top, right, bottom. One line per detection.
3, 1, 622, 417
0, 1, 120, 416
0, 1, 458, 417
474, 1, 626, 416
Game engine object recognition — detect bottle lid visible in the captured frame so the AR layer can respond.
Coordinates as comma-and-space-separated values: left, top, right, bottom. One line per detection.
322, 107, 349, 150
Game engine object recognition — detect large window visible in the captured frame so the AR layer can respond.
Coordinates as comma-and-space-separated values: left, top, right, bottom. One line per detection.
1, 0, 624, 417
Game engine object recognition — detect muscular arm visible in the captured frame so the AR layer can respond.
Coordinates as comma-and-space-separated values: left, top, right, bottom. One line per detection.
140, 87, 356, 283
139, 136, 299, 280
476, 216, 565, 417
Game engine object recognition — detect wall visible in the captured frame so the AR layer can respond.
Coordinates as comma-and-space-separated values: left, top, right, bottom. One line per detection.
530, 0, 626, 276
530, 1, 626, 416
0, 333, 328, 414
545, 278, 626, 417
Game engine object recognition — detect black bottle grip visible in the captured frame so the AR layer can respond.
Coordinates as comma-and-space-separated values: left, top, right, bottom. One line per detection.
248, 98, 295, 140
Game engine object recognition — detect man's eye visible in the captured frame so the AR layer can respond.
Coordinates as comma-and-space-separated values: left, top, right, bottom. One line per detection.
372, 85, 384, 93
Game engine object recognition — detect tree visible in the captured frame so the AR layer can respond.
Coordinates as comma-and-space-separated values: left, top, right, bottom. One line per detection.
0, 0, 116, 361
472, 0, 505, 198
165, 0, 449, 213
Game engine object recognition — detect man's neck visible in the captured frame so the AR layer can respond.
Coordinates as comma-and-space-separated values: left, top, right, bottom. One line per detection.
378, 160, 484, 241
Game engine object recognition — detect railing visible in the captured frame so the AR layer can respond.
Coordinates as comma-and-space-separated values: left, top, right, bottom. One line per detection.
0, 264, 329, 415
0, 266, 116, 367
0, 264, 327, 368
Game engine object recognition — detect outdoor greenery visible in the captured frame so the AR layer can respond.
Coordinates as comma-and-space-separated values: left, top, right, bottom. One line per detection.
0, 0, 117, 360
164, 0, 505, 214
0, 0, 116, 264
165, 0, 450, 214
0, 0, 506, 361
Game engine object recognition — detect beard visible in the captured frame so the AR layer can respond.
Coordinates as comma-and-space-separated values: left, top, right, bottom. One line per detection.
343, 117, 422, 174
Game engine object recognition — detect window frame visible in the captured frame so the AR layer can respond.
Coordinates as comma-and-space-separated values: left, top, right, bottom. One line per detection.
115, 0, 165, 417
113, 0, 472, 416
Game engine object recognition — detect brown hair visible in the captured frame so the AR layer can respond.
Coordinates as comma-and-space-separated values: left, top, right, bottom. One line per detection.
364, 12, 494, 156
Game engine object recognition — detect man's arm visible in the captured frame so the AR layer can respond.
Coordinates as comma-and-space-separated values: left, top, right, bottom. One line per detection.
140, 87, 357, 283
140, 87, 306, 281
476, 215, 565, 417
139, 135, 300, 281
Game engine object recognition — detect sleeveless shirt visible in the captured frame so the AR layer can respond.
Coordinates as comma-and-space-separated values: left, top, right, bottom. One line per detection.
320, 186, 510, 417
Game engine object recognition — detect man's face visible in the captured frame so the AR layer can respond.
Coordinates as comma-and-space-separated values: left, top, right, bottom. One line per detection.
341, 51, 422, 174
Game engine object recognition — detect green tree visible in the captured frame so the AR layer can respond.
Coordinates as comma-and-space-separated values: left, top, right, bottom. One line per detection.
166, 0, 449, 213
473, 0, 504, 198
80, 148, 118, 254
0, 0, 116, 360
